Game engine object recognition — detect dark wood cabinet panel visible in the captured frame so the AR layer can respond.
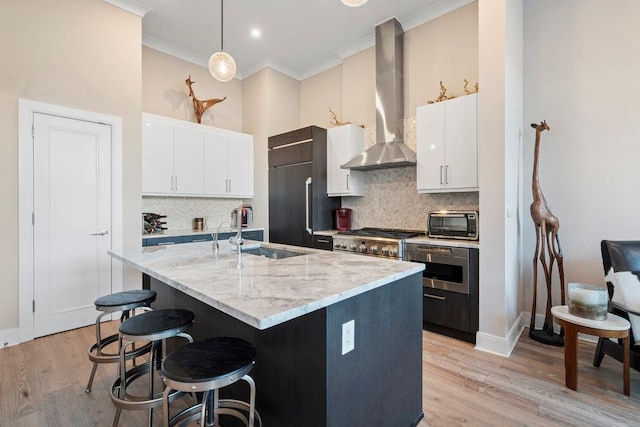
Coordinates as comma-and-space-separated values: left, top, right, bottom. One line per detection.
312, 235, 333, 251
423, 287, 470, 332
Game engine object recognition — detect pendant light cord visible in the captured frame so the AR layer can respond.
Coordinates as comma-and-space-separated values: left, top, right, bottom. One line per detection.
220, 0, 224, 52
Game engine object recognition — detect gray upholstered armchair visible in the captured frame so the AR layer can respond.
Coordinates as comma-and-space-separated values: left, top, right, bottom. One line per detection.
593, 240, 640, 371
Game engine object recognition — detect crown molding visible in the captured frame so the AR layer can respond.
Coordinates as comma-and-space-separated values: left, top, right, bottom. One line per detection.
297, 56, 344, 81
142, 36, 245, 80
104, 0, 152, 17
401, 0, 474, 31
242, 60, 300, 81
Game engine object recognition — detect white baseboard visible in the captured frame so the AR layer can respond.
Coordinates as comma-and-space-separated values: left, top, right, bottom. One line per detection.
475, 312, 526, 357
0, 328, 20, 349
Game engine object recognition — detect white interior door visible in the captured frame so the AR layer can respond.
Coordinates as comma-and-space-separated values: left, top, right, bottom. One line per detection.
33, 113, 112, 337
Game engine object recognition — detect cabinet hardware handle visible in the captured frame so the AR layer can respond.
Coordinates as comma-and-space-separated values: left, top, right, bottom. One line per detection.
90, 230, 109, 236
228, 179, 231, 193
425, 294, 446, 300
192, 238, 208, 242
346, 174, 349, 190
440, 166, 444, 185
305, 177, 312, 235
316, 239, 330, 243
175, 175, 178, 191
445, 165, 449, 185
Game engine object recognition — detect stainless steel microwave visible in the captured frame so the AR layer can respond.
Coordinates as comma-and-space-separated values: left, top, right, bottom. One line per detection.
428, 211, 478, 240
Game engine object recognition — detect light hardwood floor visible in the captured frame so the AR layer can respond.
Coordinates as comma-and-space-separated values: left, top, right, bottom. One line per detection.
1, 323, 640, 426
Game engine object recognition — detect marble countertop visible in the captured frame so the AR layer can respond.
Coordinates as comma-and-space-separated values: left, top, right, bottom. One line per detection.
144, 227, 264, 239
109, 240, 424, 330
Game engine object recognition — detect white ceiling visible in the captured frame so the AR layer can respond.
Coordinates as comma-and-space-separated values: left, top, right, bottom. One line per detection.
108, 0, 472, 81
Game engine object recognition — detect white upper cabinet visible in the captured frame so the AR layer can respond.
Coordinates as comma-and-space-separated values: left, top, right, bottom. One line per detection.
416, 93, 478, 193
142, 118, 174, 194
173, 126, 204, 195
327, 124, 366, 197
204, 131, 253, 198
142, 113, 253, 198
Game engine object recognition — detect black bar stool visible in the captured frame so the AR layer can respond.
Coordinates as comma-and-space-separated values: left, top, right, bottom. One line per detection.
86, 289, 156, 393
110, 308, 195, 427
161, 337, 261, 427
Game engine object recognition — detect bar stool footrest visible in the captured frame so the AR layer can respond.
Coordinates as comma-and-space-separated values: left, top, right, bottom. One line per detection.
88, 334, 152, 364
110, 363, 185, 411
167, 399, 262, 427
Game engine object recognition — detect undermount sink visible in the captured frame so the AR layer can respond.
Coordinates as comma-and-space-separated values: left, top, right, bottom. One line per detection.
242, 246, 305, 259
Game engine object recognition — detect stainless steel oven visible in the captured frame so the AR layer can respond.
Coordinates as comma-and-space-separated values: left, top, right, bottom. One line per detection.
405, 244, 470, 294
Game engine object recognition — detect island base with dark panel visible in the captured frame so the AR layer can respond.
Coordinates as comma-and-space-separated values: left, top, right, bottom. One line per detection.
144, 273, 424, 427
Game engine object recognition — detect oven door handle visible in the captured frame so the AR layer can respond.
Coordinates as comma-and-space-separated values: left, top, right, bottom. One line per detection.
415, 247, 453, 255
425, 293, 446, 300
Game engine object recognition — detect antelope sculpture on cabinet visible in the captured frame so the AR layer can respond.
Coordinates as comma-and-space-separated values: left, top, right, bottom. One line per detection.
185, 76, 226, 124
529, 120, 566, 345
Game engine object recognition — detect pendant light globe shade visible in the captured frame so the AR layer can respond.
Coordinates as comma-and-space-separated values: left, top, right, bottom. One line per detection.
209, 51, 236, 82
341, 0, 368, 6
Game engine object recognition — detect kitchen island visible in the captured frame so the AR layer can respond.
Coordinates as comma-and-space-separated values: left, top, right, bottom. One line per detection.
109, 240, 425, 426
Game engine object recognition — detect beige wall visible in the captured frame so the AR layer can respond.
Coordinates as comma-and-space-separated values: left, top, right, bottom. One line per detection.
0, 0, 142, 333
299, 65, 343, 129
142, 46, 243, 132
242, 68, 300, 239
405, 2, 479, 123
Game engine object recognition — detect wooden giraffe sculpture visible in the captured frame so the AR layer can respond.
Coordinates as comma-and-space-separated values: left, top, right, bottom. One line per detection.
185, 76, 226, 124
529, 120, 566, 345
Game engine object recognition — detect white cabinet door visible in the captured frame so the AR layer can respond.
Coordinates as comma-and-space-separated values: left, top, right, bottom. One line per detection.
445, 94, 477, 190
416, 103, 445, 191
327, 124, 365, 196
204, 132, 253, 198
227, 134, 253, 197
203, 132, 228, 196
142, 113, 254, 198
142, 118, 174, 194
416, 94, 477, 193
174, 126, 205, 195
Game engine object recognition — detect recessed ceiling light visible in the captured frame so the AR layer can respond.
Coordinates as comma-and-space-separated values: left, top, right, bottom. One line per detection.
250, 29, 261, 38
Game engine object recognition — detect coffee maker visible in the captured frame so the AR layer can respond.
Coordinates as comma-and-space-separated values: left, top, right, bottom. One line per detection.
231, 205, 253, 228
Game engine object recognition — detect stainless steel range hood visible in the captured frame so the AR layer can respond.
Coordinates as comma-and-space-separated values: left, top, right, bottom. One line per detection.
342, 18, 415, 171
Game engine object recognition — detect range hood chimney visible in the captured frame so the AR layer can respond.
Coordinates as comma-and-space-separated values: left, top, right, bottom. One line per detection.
341, 18, 416, 171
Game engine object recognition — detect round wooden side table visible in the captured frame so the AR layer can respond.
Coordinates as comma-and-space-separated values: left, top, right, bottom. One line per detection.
551, 305, 630, 395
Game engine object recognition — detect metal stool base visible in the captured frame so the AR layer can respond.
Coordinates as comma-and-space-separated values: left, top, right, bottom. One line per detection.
163, 375, 261, 427
86, 306, 154, 393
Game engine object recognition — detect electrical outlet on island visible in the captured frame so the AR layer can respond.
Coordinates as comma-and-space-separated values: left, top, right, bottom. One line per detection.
342, 320, 355, 355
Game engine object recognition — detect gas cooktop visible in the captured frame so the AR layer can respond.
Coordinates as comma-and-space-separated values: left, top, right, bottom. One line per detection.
336, 228, 425, 239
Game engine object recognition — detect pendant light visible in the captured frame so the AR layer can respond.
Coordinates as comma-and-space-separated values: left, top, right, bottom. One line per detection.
341, 0, 368, 6
208, 0, 236, 82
